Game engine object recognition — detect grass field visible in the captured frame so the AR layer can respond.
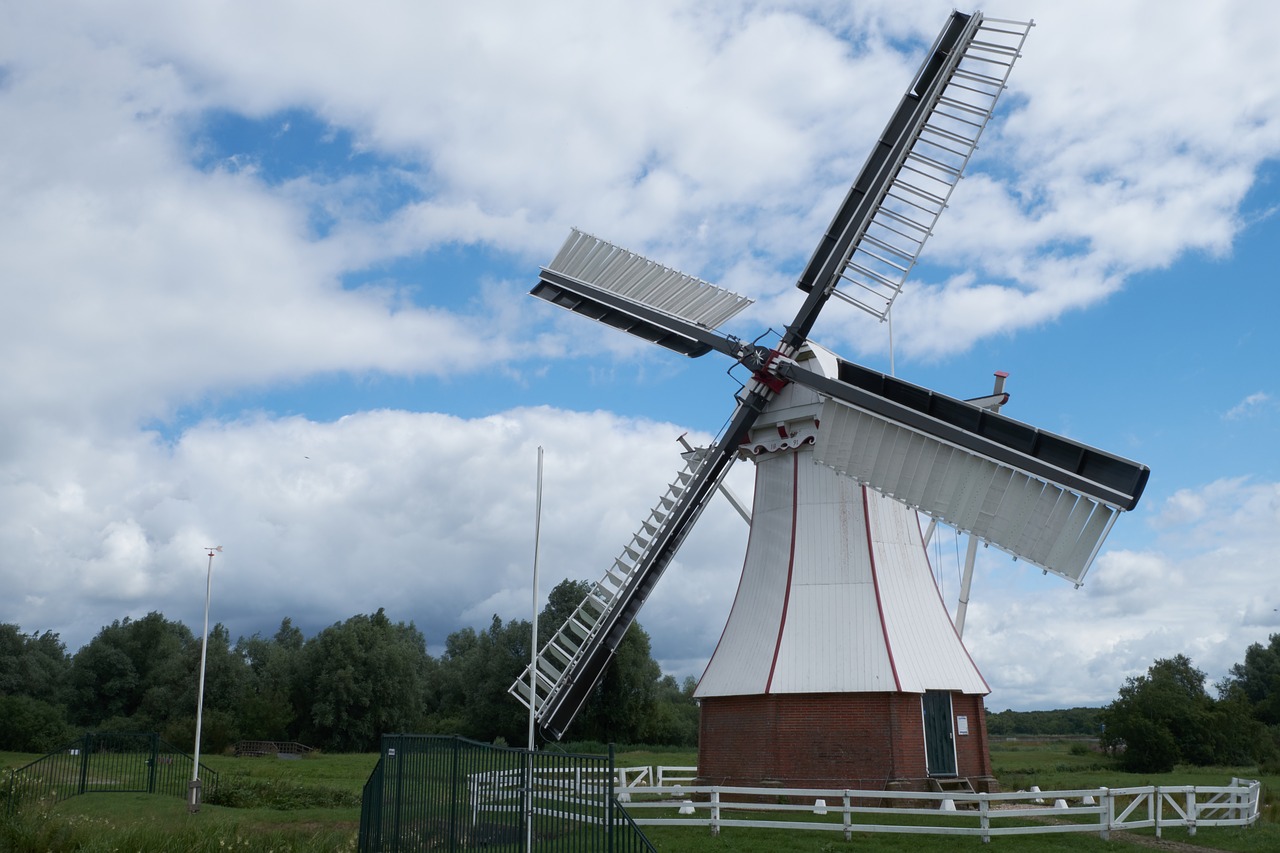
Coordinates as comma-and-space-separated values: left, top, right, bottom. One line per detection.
3, 741, 1278, 852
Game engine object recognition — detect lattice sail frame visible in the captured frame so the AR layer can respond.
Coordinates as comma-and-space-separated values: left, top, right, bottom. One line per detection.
819, 16, 1033, 320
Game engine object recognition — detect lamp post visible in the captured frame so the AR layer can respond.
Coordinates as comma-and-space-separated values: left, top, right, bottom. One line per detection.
189, 545, 221, 814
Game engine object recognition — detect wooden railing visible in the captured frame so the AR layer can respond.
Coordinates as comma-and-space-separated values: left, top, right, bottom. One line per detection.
233, 740, 316, 758
465, 768, 1262, 843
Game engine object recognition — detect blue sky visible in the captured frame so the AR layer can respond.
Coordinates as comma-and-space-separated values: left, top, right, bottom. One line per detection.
2, 0, 1278, 713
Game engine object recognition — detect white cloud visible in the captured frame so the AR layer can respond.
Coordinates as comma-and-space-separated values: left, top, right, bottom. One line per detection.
1225, 392, 1273, 420
0, 405, 748, 660
1, 0, 1279, 718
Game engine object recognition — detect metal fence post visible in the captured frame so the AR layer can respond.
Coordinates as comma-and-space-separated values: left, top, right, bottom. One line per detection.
450, 736, 460, 853
147, 733, 158, 794
607, 743, 616, 853
390, 736, 403, 853
78, 733, 91, 795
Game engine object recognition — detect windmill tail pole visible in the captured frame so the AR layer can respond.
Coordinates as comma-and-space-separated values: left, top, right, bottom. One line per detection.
677, 434, 751, 524
955, 535, 979, 636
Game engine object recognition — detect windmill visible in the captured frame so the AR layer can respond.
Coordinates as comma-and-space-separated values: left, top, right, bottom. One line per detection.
510, 11, 1149, 788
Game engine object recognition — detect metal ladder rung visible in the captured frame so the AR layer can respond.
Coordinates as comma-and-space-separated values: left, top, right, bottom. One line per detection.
961, 49, 1019, 68
913, 134, 972, 160
830, 284, 886, 309
967, 38, 1023, 59
935, 97, 996, 123
951, 67, 1006, 87
921, 120, 981, 148
875, 205, 931, 235
900, 159, 961, 187
842, 272, 899, 298
860, 233, 917, 263
893, 179, 949, 207
979, 16, 1035, 28
843, 262, 899, 289
931, 106, 985, 131
854, 245, 911, 275
944, 77, 1003, 100
906, 149, 964, 177
865, 217, 926, 251
884, 189, 938, 216
834, 279, 894, 305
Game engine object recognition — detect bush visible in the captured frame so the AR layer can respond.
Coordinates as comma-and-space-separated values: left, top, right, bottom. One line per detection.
205, 771, 359, 810
0, 695, 75, 752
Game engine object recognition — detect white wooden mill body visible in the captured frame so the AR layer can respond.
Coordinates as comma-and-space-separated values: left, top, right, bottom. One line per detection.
697, 344, 988, 700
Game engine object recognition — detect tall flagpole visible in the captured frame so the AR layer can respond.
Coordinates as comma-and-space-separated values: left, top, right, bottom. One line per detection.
189, 545, 221, 814
526, 447, 544, 853
528, 446, 543, 748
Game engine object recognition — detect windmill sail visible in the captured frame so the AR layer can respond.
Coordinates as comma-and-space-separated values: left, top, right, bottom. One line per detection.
793, 14, 1032, 324
532, 230, 753, 358
780, 358, 1149, 584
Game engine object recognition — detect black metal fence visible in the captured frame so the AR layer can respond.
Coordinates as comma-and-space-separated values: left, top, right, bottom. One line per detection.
5, 732, 218, 811
358, 735, 655, 852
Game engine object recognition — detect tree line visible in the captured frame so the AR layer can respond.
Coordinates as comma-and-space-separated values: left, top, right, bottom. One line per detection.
10, 580, 1280, 773
0, 579, 698, 755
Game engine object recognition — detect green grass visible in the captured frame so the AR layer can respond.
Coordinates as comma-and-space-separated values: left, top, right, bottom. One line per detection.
3, 742, 1278, 852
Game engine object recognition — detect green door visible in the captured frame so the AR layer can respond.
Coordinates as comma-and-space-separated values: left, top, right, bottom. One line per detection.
922, 691, 957, 776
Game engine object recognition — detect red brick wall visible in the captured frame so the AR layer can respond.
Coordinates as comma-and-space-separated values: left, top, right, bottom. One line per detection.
698, 692, 990, 787
951, 692, 993, 778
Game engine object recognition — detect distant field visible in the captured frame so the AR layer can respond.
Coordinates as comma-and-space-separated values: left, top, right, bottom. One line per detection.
3, 741, 1277, 852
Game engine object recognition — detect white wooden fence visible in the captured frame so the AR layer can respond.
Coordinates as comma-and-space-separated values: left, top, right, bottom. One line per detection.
468, 767, 1262, 843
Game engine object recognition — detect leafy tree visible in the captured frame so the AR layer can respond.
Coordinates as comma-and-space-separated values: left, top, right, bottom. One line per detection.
638, 675, 699, 746
0, 624, 71, 706
433, 616, 532, 745
161, 624, 248, 753
1100, 654, 1265, 772
235, 618, 306, 740
0, 694, 75, 751
298, 609, 431, 751
69, 613, 197, 727
1219, 633, 1280, 725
